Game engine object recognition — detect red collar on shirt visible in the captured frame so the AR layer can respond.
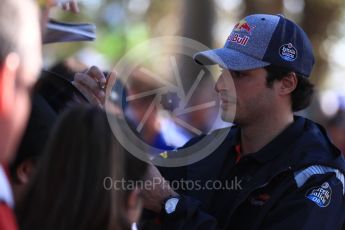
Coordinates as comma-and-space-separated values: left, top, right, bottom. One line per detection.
235, 144, 242, 164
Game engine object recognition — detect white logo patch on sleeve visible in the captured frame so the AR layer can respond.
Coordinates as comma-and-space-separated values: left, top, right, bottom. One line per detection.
305, 182, 332, 208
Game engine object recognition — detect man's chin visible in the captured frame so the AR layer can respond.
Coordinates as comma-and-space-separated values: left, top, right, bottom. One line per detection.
221, 111, 236, 123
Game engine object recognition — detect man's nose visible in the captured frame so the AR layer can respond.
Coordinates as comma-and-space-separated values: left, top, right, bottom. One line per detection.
215, 73, 225, 93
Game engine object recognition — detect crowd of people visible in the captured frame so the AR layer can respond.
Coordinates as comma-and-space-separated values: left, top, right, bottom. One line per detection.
0, 0, 345, 230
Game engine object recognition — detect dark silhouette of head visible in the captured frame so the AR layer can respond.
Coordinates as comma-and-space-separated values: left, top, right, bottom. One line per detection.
17, 106, 148, 230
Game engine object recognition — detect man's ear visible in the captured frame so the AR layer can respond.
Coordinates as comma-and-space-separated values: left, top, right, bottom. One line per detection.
279, 72, 297, 96
0, 53, 20, 116
16, 159, 35, 184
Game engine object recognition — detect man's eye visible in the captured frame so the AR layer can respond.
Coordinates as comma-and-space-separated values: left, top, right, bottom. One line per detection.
231, 71, 241, 78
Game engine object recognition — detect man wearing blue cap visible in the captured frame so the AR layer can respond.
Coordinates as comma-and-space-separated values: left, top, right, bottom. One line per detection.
139, 14, 345, 229
74, 13, 345, 229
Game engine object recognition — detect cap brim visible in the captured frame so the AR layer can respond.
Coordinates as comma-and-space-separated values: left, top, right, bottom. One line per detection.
193, 48, 270, 71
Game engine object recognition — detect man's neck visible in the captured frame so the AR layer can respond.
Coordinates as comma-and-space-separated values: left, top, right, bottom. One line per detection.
240, 112, 294, 155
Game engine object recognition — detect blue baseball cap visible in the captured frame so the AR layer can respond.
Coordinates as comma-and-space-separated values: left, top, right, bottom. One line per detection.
194, 14, 315, 77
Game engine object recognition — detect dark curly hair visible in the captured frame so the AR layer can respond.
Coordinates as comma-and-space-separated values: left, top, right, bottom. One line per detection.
264, 65, 314, 112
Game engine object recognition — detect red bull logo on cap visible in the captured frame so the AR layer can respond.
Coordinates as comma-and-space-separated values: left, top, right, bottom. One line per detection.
228, 34, 249, 46
227, 19, 256, 46
233, 19, 256, 34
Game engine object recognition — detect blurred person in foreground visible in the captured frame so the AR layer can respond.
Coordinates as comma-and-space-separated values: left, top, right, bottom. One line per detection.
0, 0, 42, 229
2, 0, 80, 228
17, 106, 147, 230
10, 65, 118, 206
75, 14, 345, 229
9, 0, 97, 206
10, 0, 118, 207
9, 70, 88, 205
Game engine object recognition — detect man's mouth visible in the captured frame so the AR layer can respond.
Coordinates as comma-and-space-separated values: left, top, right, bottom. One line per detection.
220, 99, 236, 110
220, 97, 236, 104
